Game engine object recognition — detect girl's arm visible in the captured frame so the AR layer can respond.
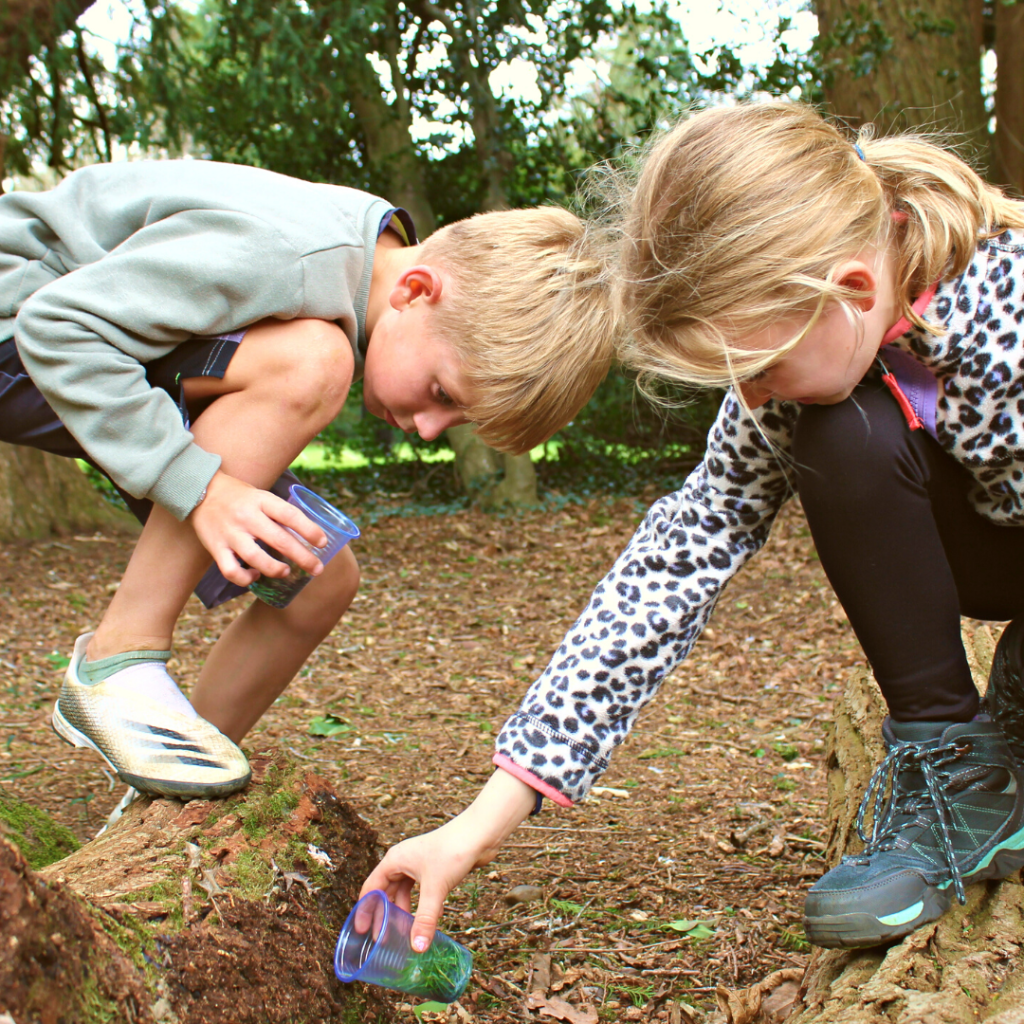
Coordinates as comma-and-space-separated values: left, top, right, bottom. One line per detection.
359, 768, 537, 951
361, 393, 800, 940
493, 393, 800, 806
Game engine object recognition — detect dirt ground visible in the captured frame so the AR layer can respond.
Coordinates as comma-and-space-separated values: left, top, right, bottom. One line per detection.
0, 492, 858, 1022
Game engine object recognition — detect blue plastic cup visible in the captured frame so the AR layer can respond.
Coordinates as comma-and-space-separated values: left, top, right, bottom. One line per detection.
334, 890, 472, 1003
248, 485, 359, 609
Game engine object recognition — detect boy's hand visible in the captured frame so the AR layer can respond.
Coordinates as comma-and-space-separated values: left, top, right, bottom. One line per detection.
360, 769, 538, 952
189, 470, 328, 586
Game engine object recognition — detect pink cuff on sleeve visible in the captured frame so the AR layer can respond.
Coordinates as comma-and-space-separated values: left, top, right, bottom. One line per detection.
492, 754, 574, 808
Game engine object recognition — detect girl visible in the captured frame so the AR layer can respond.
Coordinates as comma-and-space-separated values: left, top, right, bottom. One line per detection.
360, 101, 1024, 954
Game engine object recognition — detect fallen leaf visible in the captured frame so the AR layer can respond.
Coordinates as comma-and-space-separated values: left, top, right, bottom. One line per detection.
525, 992, 598, 1024
530, 951, 551, 993
198, 868, 226, 898
308, 713, 354, 737
283, 871, 317, 893
716, 968, 805, 1024
664, 919, 716, 940
307, 843, 333, 868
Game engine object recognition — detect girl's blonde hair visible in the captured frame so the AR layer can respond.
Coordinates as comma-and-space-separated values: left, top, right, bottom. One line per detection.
618, 101, 1024, 391
421, 207, 618, 454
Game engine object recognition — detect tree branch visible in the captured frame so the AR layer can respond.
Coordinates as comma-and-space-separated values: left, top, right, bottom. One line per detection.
75, 27, 112, 162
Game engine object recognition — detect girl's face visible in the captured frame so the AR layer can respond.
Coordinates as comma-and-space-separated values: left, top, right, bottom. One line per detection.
735, 251, 897, 410
737, 302, 879, 409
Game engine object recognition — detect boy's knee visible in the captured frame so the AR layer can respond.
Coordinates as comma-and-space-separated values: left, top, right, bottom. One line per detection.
241, 318, 353, 426
280, 319, 352, 423
291, 547, 359, 634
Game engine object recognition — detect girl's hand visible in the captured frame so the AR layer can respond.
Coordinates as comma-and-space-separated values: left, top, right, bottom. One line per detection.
360, 769, 538, 951
189, 470, 327, 586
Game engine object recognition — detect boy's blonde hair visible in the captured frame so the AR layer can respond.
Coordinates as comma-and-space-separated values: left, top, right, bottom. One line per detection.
618, 101, 1024, 392
420, 207, 617, 454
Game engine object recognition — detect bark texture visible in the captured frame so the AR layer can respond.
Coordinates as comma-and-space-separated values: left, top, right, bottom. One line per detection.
814, 0, 987, 155
714, 625, 1024, 1024
993, 0, 1024, 196
446, 423, 539, 508
0, 750, 399, 1024
0, 0, 94, 76
0, 443, 136, 542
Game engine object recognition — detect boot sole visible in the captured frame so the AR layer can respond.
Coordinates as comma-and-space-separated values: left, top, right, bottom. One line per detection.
804, 841, 1024, 948
51, 700, 251, 800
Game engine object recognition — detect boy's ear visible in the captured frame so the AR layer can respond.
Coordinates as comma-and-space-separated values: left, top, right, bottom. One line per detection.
390, 265, 444, 310
834, 260, 879, 311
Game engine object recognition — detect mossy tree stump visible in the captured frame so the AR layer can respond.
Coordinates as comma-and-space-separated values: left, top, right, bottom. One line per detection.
715, 625, 1024, 1024
0, 750, 399, 1024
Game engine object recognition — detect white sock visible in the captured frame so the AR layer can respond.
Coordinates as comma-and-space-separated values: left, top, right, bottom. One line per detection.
89, 660, 199, 720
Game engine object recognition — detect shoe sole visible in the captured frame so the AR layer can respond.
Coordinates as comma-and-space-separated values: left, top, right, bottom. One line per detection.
51, 700, 251, 800
804, 843, 1024, 948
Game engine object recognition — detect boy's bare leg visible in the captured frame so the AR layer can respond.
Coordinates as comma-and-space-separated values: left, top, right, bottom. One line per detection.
87, 319, 353, 661
191, 546, 360, 742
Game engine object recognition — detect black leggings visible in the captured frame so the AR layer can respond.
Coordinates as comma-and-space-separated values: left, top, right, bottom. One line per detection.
793, 378, 1024, 722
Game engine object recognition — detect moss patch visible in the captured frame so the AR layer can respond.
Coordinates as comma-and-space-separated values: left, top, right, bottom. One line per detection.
0, 793, 80, 868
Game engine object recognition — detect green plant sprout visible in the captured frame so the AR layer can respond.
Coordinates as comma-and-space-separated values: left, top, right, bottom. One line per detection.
248, 557, 311, 607
394, 940, 472, 1003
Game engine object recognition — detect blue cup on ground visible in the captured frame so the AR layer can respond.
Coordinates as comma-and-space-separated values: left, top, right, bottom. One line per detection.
334, 890, 473, 1003
248, 485, 359, 609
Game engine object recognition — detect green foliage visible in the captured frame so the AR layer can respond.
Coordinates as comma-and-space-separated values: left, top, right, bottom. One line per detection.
1, 22, 119, 178
3, 0, 819, 500
308, 713, 355, 737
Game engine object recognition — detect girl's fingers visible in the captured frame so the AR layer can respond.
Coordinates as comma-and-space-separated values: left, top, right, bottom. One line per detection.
410, 879, 446, 952
393, 875, 415, 915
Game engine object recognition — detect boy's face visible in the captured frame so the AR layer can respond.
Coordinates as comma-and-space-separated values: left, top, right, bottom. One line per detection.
363, 269, 475, 441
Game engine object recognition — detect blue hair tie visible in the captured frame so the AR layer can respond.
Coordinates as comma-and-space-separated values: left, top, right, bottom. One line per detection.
854, 143, 866, 161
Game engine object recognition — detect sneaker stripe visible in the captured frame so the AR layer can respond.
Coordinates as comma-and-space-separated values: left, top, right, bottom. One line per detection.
877, 901, 924, 926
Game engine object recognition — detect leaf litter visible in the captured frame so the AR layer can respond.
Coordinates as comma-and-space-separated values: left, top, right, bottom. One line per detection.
0, 494, 858, 1022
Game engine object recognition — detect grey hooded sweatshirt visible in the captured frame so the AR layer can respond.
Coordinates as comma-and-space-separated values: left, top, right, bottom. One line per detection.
0, 159, 396, 520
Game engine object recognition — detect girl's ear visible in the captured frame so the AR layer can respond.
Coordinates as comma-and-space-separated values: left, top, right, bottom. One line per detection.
834, 260, 879, 311
390, 265, 444, 310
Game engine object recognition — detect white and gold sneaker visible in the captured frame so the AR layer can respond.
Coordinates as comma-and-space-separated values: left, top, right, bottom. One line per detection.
51, 634, 251, 799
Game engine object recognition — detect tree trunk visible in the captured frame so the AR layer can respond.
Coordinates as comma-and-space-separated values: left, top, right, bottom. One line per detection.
714, 625, 1024, 1024
0, 750, 400, 1024
0, 442, 137, 541
0, 0, 95, 86
446, 423, 538, 508
814, 0, 987, 159
343, 33, 437, 242
993, 0, 1024, 196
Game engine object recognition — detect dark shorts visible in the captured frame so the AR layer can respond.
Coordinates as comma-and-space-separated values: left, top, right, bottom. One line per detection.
0, 333, 299, 609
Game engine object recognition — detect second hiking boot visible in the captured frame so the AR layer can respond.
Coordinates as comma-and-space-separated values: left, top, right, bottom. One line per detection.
803, 716, 1024, 948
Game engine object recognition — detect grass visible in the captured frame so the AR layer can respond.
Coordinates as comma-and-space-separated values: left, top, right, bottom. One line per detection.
291, 440, 559, 472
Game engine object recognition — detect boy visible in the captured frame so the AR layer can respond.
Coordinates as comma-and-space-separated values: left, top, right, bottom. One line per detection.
0, 158, 616, 801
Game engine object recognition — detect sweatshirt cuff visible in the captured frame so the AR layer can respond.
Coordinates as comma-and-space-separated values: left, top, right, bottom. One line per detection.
147, 443, 222, 521
492, 754, 574, 809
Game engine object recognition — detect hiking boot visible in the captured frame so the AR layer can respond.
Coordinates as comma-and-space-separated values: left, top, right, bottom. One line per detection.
52, 634, 251, 800
982, 617, 1024, 764
803, 716, 1024, 949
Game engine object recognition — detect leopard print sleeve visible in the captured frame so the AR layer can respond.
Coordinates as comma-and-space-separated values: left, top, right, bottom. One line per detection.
493, 393, 800, 805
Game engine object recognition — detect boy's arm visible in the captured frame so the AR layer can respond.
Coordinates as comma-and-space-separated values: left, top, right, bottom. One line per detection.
360, 768, 537, 951
15, 211, 307, 520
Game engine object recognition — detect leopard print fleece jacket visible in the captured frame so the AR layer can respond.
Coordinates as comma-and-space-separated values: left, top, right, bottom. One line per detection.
494, 229, 1024, 807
